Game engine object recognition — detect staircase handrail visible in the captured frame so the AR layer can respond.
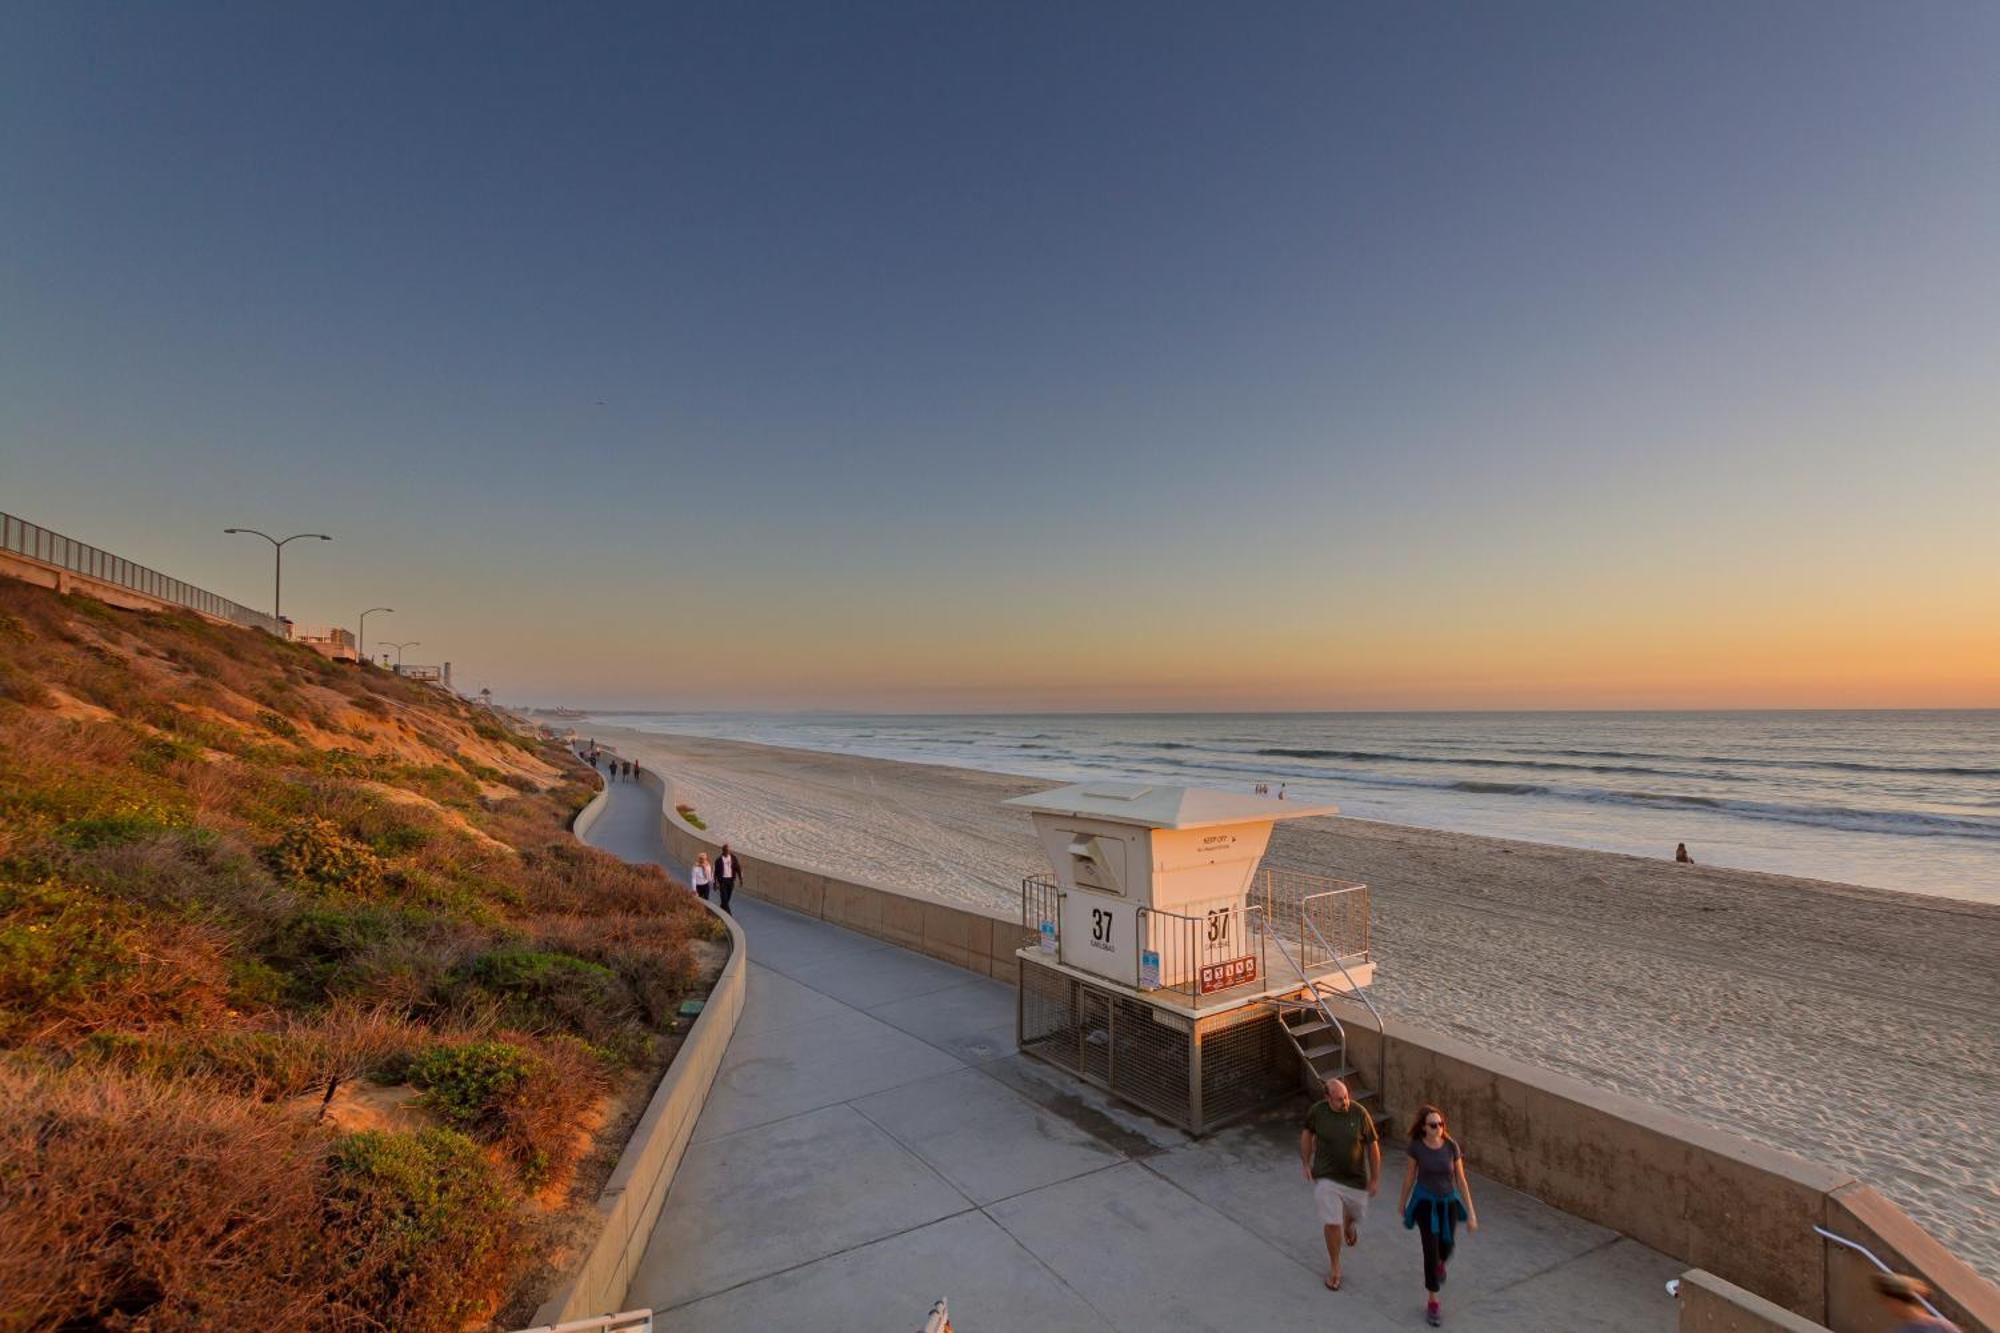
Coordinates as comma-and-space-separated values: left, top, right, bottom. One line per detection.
1297, 901, 1389, 1111
1265, 927, 1349, 1081
1811, 1226, 1947, 1322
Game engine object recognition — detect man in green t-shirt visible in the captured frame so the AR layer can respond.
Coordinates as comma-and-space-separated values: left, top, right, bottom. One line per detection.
1299, 1077, 1380, 1291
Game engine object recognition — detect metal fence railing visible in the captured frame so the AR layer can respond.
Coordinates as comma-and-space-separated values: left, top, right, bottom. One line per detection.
1018, 867, 1371, 1012
1, 510, 284, 635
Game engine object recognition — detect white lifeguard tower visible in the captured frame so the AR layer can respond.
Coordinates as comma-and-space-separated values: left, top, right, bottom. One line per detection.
1009, 782, 1383, 1134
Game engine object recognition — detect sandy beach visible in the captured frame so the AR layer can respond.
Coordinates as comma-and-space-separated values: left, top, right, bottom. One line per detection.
592, 727, 2000, 1280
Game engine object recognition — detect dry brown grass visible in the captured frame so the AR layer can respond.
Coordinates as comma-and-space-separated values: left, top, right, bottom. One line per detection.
0, 1066, 342, 1331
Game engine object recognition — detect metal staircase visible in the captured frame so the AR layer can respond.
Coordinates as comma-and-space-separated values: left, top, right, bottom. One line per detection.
1267, 921, 1391, 1134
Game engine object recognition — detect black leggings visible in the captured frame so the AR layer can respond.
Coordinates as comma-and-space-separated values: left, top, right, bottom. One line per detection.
1413, 1200, 1455, 1293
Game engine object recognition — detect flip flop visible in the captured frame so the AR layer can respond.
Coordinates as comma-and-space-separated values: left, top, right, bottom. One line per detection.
1325, 1275, 1342, 1291
1344, 1221, 1359, 1246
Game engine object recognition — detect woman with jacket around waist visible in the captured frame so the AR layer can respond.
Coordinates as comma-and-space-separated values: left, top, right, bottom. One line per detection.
1399, 1103, 1478, 1326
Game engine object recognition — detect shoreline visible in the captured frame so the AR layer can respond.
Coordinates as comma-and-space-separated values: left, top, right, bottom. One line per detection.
586, 724, 2000, 1282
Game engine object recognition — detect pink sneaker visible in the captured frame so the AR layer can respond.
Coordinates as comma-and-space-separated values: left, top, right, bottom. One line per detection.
1426, 1297, 1441, 1326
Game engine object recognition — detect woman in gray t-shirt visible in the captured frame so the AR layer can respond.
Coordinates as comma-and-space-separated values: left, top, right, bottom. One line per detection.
1398, 1104, 1479, 1327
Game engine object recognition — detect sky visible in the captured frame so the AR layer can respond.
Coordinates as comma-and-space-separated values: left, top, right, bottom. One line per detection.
3, 1, 1997, 711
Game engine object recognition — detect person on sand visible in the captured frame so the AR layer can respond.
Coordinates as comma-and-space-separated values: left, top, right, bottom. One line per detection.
1300, 1077, 1379, 1291
690, 853, 713, 902
1675, 843, 1694, 864
1399, 1103, 1478, 1326
714, 843, 741, 913
1876, 1273, 1960, 1332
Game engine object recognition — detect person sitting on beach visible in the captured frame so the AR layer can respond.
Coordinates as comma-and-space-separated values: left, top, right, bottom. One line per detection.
1675, 843, 1694, 864
690, 853, 713, 902
1876, 1273, 1960, 1332
1398, 1103, 1478, 1326
1300, 1077, 1379, 1292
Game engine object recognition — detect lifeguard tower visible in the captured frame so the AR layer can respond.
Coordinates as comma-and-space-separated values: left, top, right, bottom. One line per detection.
1009, 782, 1383, 1134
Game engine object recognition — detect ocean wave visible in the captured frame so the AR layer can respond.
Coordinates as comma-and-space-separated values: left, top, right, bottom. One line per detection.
1398, 778, 2000, 841
1251, 746, 1732, 781
1527, 746, 2000, 779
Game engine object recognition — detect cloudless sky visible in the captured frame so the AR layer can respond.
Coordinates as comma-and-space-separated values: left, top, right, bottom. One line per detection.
3, 1, 1997, 709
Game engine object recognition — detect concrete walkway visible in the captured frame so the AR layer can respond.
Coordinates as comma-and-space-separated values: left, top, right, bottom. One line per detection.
582, 773, 1682, 1332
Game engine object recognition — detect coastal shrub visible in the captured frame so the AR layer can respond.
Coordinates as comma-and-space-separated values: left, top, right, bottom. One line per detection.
529, 914, 706, 1026
0, 876, 230, 1044
410, 1039, 541, 1133
407, 1037, 603, 1187
55, 810, 189, 849
675, 802, 707, 830
457, 946, 628, 1036
324, 1128, 523, 1331
272, 815, 385, 896
131, 732, 201, 773
0, 658, 54, 707
60, 826, 284, 926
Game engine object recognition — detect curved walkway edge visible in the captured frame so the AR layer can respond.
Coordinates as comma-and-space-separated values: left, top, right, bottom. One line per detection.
529, 776, 747, 1327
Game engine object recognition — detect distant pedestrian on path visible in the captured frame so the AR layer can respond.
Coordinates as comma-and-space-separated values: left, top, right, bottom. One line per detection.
1675, 843, 1694, 864
1876, 1274, 1960, 1332
690, 853, 713, 902
1301, 1077, 1379, 1292
714, 843, 741, 914
1399, 1103, 1478, 1326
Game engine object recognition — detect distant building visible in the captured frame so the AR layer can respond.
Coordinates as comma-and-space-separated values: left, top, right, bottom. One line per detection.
395, 661, 453, 690
290, 624, 358, 662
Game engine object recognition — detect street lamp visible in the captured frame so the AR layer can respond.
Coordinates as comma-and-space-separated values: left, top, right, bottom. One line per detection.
379, 640, 419, 670
222, 528, 331, 623
357, 607, 393, 663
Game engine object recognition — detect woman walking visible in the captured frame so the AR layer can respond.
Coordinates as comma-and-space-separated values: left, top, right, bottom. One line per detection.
1399, 1103, 1477, 1326
690, 852, 713, 902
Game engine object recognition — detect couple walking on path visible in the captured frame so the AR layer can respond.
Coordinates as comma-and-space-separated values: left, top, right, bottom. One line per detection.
688, 845, 741, 913
1301, 1078, 1478, 1326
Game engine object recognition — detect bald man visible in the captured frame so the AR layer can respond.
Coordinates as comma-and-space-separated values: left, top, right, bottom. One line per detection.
1300, 1077, 1380, 1291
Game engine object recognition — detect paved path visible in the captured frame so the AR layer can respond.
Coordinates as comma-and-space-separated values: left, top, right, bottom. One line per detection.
584, 772, 1683, 1332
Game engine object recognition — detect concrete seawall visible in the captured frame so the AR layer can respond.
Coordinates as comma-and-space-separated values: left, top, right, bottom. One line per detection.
644, 768, 1996, 1333
530, 777, 748, 1327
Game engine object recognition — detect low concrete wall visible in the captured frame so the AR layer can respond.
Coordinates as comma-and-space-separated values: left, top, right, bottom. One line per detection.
653, 774, 1034, 980
1678, 1269, 1829, 1332
529, 783, 748, 1326
567, 780, 610, 840
1327, 1001, 1998, 1330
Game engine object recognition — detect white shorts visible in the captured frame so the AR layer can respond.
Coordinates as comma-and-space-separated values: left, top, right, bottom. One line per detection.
1314, 1179, 1369, 1228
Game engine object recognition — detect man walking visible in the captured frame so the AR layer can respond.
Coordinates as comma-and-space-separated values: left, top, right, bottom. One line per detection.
1301, 1077, 1380, 1291
714, 843, 741, 914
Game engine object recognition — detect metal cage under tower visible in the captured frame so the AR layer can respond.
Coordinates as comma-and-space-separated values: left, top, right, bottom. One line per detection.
1018, 954, 1298, 1135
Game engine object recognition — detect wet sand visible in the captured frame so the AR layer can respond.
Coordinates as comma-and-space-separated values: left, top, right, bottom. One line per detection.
594, 727, 2000, 1280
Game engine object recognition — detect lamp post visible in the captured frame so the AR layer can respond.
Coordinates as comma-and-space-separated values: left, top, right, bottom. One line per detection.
379, 640, 419, 671
222, 528, 331, 624
357, 607, 393, 663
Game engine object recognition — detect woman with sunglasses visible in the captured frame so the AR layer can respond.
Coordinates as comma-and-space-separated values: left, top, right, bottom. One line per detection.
1399, 1103, 1478, 1326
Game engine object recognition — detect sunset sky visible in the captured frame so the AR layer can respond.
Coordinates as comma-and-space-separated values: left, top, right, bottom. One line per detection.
4, 3, 1997, 710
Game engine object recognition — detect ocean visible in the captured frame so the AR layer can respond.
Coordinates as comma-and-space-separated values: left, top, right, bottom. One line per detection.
581, 710, 2000, 903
